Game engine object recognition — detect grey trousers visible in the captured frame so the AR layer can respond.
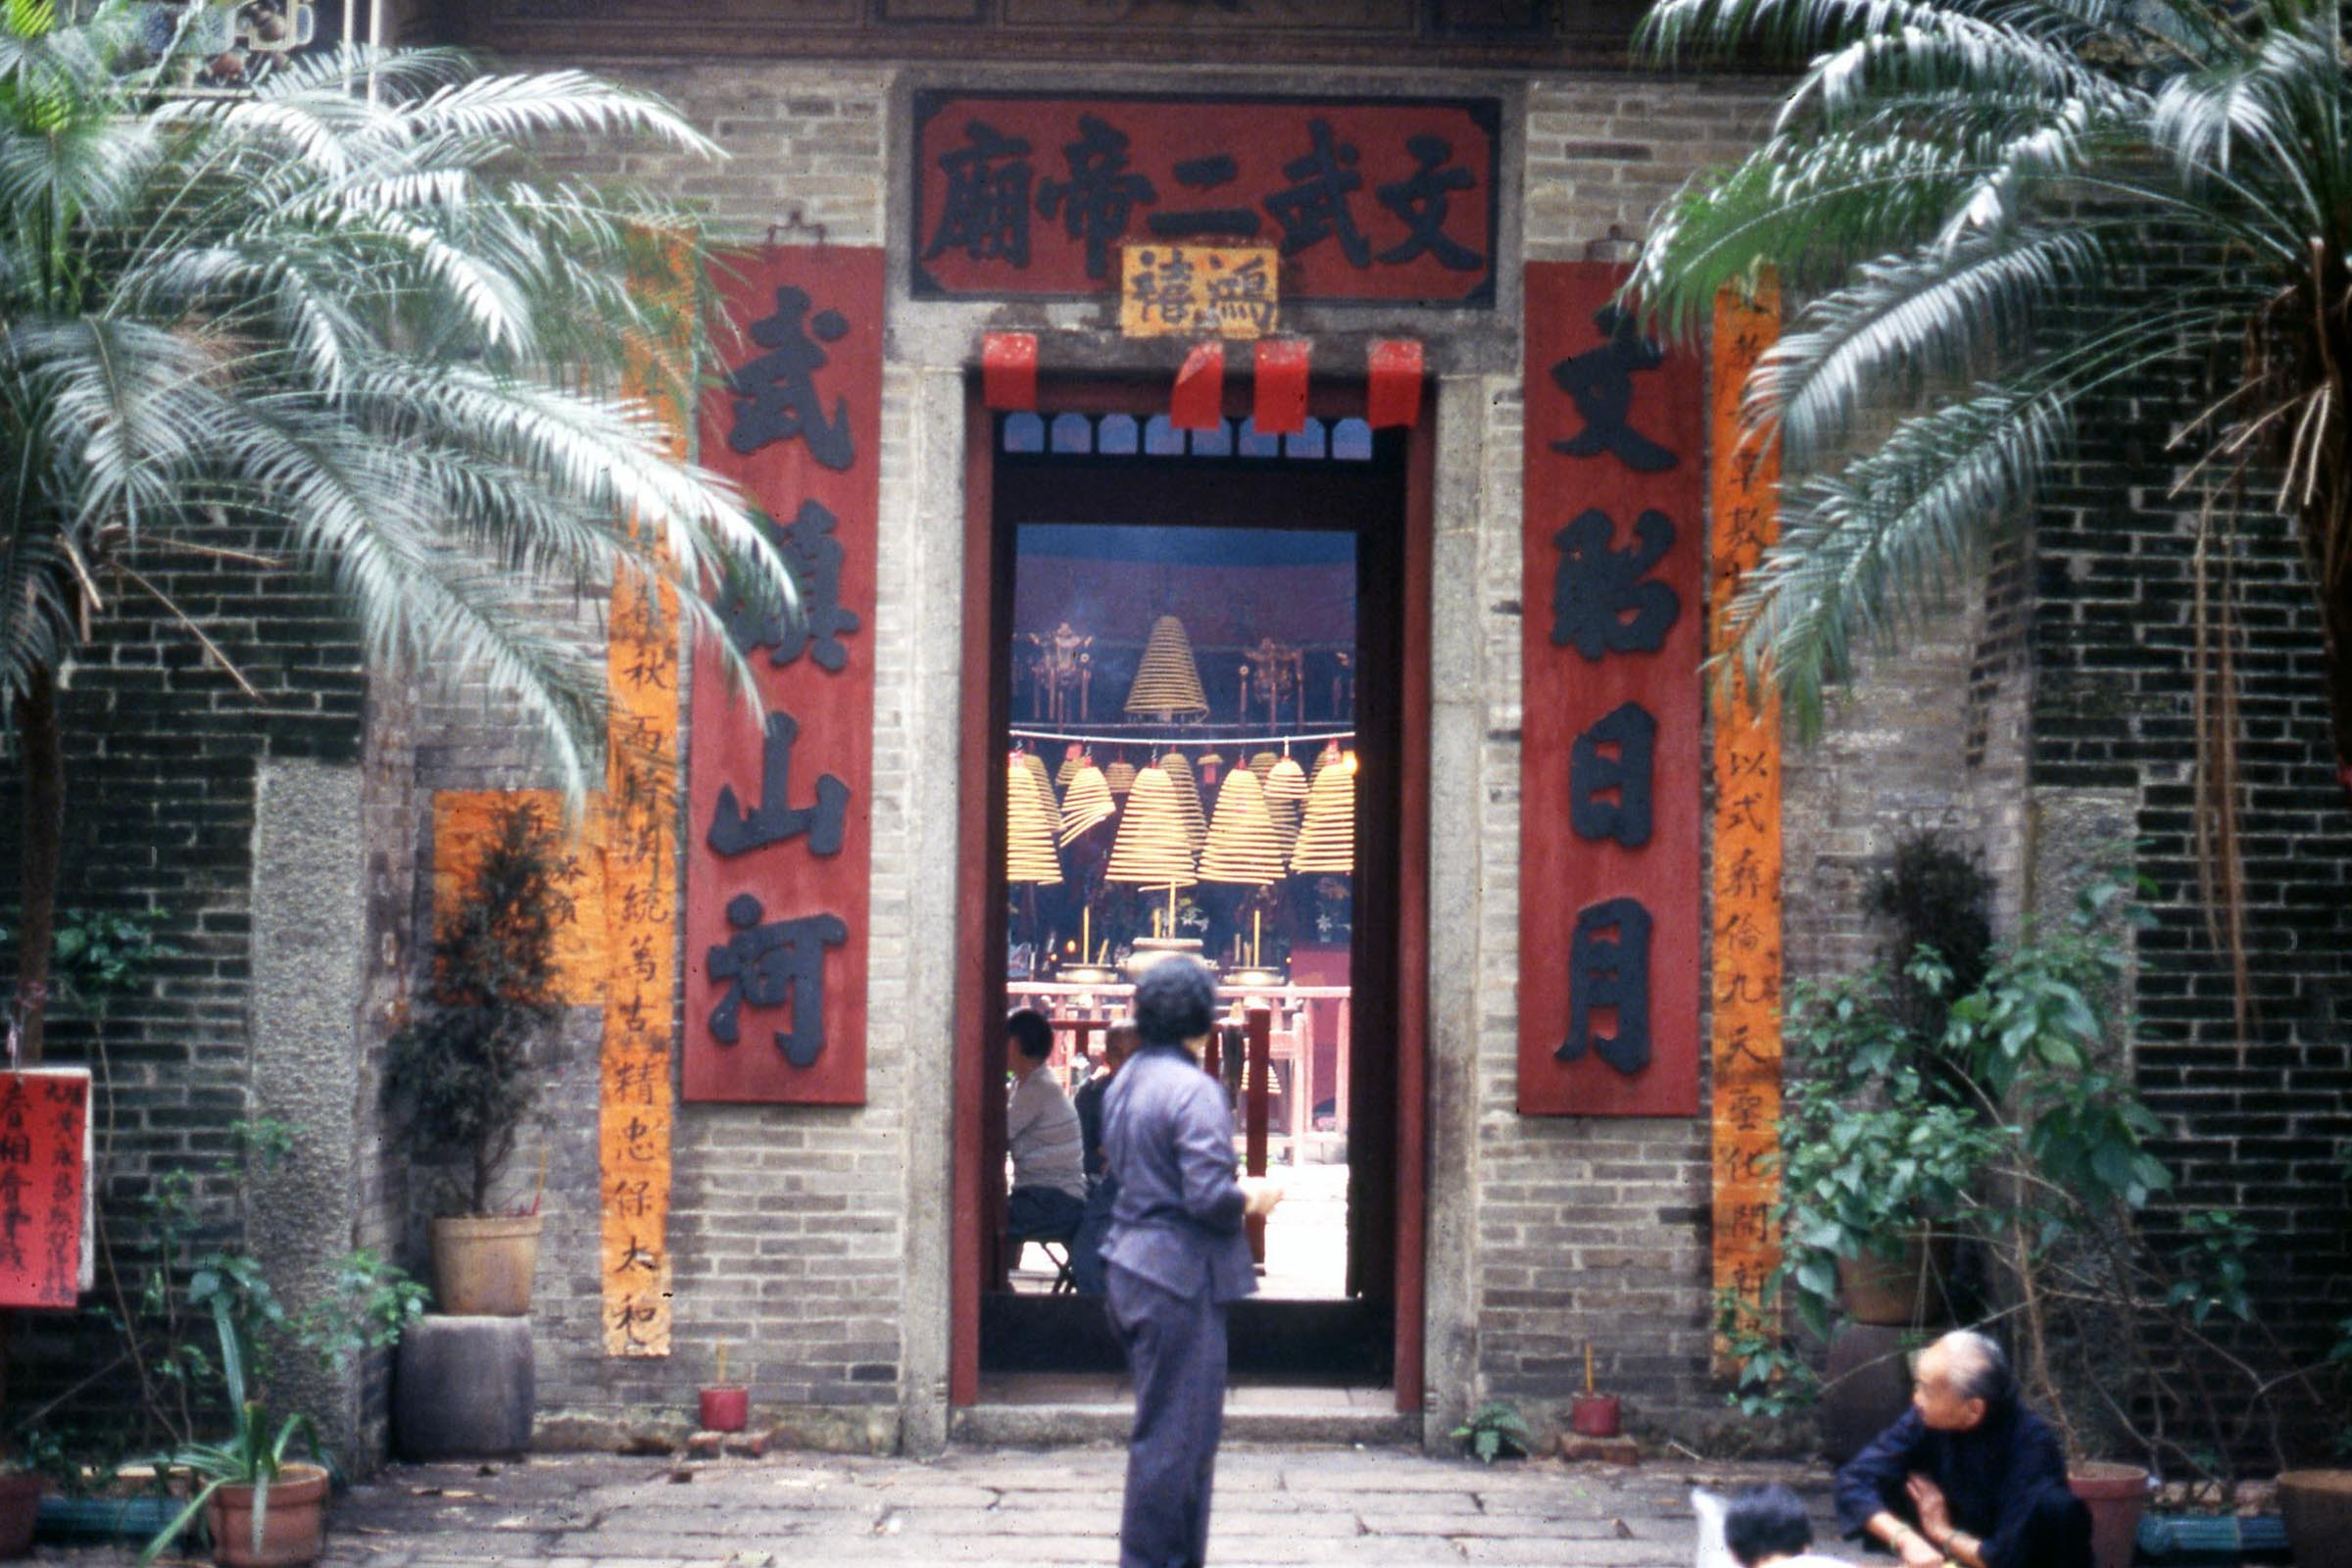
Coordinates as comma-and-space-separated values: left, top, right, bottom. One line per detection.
1107, 1265, 1228, 1568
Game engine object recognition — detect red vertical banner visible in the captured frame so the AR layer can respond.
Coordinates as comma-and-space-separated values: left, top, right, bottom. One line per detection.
1518, 263, 1705, 1117
685, 247, 885, 1104
0, 1069, 90, 1308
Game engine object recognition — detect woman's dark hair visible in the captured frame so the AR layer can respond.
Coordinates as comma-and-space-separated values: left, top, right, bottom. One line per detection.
1724, 1486, 1814, 1567
1007, 1008, 1054, 1060
1133, 956, 1216, 1045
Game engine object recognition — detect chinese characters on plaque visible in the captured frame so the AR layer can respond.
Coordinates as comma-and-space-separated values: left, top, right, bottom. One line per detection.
1708, 278, 1786, 1356
0, 1069, 91, 1310
684, 247, 883, 1106
914, 94, 1498, 307
1119, 245, 1279, 338
1518, 264, 1705, 1117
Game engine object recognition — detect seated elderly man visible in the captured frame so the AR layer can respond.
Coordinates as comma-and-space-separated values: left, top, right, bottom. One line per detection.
1836, 1329, 2092, 1568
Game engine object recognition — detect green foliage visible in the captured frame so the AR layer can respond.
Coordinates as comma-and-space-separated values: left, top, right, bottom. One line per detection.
382, 801, 564, 1215
0, 0, 794, 800
1713, 1286, 1818, 1418
136, 1295, 322, 1567
1628, 0, 2352, 770
0, 906, 177, 1012
1450, 1400, 1535, 1464
1775, 964, 2002, 1337
1866, 833, 1994, 1044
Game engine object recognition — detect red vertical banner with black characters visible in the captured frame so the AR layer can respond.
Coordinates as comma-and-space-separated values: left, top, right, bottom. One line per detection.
685, 247, 883, 1105
1518, 263, 1705, 1117
0, 1069, 90, 1309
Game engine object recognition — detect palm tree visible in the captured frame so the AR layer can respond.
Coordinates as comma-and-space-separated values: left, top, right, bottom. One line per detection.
1630, 0, 2352, 778
1, 4, 790, 1064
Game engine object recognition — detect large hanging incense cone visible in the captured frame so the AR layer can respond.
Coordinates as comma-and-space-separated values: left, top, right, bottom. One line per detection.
1289, 750, 1356, 874
1019, 751, 1056, 819
1159, 751, 1207, 852
1200, 768, 1285, 887
1103, 759, 1138, 797
1262, 754, 1308, 856
1103, 767, 1197, 892
1005, 758, 1064, 886
1124, 614, 1209, 718
1059, 761, 1117, 846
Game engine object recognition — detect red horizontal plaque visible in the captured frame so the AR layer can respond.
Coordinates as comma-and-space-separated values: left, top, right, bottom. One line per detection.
912, 92, 1499, 307
685, 246, 885, 1105
1518, 262, 1705, 1117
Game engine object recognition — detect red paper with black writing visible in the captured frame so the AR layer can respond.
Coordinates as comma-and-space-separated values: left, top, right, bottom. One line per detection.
1517, 263, 1705, 1116
0, 1070, 88, 1308
685, 247, 883, 1104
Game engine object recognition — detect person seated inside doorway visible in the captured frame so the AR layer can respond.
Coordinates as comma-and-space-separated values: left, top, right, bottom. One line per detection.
1070, 1019, 1139, 1296
1005, 1008, 1089, 1250
1836, 1329, 2092, 1568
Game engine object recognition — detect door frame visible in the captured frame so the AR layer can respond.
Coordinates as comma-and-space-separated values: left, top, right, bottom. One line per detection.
949, 375, 1431, 1412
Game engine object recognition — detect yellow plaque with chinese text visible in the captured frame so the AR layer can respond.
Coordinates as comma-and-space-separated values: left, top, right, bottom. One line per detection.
1120, 245, 1279, 339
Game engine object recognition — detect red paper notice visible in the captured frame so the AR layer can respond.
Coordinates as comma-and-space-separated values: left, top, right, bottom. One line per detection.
0, 1069, 90, 1308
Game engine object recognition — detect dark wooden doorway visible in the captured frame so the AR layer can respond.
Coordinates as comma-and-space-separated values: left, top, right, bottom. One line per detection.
950, 378, 1431, 1408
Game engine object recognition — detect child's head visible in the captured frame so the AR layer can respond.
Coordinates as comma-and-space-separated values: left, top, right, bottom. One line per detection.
1723, 1485, 1814, 1568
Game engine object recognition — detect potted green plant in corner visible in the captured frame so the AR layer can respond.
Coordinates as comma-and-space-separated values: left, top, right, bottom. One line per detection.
384, 800, 565, 1316
139, 1295, 327, 1568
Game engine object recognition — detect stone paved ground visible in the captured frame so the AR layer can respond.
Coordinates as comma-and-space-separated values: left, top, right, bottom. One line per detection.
35, 1446, 1853, 1568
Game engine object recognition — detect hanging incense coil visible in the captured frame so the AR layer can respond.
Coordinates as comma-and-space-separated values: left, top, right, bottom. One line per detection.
1200, 767, 1286, 886
1288, 750, 1355, 874
1005, 758, 1064, 886
1124, 614, 1210, 717
1248, 750, 1279, 780
1054, 740, 1086, 788
1262, 754, 1308, 856
1019, 751, 1056, 818
1103, 766, 1197, 891
1103, 759, 1138, 796
1159, 751, 1207, 852
1059, 761, 1117, 846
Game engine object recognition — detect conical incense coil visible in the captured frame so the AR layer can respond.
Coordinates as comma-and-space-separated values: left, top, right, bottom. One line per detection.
1059, 762, 1117, 846
1103, 759, 1138, 796
1159, 751, 1207, 852
1124, 614, 1209, 717
1288, 750, 1355, 874
1103, 766, 1197, 891
1262, 754, 1308, 855
1248, 750, 1279, 780
1200, 767, 1286, 886
1054, 741, 1086, 788
1005, 758, 1064, 885
1020, 751, 1057, 818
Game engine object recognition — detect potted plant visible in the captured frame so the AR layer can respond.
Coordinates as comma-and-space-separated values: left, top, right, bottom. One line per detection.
139, 1298, 328, 1568
384, 800, 565, 1315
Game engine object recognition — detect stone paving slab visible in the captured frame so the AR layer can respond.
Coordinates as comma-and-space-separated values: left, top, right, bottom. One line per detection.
31, 1446, 1856, 1567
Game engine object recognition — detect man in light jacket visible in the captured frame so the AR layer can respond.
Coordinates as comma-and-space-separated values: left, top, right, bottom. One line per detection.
1101, 956, 1281, 1568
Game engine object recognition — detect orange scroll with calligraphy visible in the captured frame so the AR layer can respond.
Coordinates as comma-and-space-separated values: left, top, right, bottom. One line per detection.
600, 256, 688, 1358
1709, 278, 1785, 1367
430, 790, 607, 1006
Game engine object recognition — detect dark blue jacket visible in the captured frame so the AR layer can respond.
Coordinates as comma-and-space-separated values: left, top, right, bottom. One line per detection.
1835, 1402, 2072, 1568
1101, 1042, 1256, 1303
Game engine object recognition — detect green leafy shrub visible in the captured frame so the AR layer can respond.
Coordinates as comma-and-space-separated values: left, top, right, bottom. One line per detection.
1450, 1400, 1534, 1463
383, 801, 564, 1215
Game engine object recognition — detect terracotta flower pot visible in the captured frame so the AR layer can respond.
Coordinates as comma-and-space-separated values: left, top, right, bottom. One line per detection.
0, 1473, 39, 1560
2278, 1469, 2352, 1568
204, 1462, 329, 1568
2068, 1461, 2149, 1568
430, 1213, 544, 1316
1837, 1231, 1956, 1326
1568, 1396, 1621, 1438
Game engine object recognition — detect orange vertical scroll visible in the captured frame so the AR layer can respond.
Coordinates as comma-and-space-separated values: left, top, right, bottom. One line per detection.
601, 253, 689, 1357
1708, 276, 1785, 1368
